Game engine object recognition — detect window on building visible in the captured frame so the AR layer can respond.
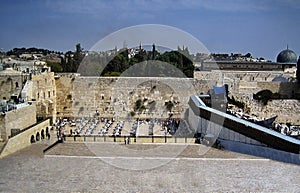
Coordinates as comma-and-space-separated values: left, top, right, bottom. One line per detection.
37, 93, 40, 99
44, 92, 46, 99
45, 78, 47, 83
53, 90, 55, 96
15, 82, 19, 88
48, 91, 51, 98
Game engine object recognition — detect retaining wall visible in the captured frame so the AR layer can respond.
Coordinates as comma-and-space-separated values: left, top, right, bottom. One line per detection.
0, 119, 50, 158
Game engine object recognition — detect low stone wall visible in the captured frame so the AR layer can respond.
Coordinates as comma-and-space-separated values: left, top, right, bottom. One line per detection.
0, 104, 36, 140
0, 119, 50, 158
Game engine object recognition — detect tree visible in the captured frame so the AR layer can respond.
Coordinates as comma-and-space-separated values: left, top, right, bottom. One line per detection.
46, 61, 63, 72
99, 46, 194, 78
61, 44, 85, 72
245, 53, 252, 58
64, 51, 74, 72
72, 43, 84, 72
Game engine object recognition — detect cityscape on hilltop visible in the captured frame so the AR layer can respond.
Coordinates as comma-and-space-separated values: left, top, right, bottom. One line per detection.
1, 43, 299, 75
0, 41, 299, 142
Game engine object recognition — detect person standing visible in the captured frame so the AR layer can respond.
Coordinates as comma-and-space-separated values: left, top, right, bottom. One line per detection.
127, 136, 130, 144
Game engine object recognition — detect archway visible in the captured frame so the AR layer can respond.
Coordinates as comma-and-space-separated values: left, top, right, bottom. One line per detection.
41, 129, 45, 140
36, 132, 40, 141
30, 135, 35, 143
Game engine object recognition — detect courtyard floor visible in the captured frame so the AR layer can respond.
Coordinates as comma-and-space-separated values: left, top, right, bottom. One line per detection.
0, 142, 299, 192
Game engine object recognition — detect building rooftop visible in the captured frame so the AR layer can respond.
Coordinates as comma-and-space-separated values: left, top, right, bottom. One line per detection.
0, 67, 22, 76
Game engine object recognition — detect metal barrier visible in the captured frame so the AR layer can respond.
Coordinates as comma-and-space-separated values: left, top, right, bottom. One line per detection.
66, 135, 195, 144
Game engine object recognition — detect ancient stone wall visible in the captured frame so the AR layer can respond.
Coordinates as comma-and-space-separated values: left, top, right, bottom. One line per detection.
55, 74, 214, 119
248, 100, 300, 125
0, 71, 25, 100
55, 73, 79, 118
31, 71, 57, 122
195, 70, 298, 97
54, 72, 299, 124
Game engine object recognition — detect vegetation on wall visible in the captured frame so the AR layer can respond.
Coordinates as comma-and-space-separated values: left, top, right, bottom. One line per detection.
228, 96, 245, 109
165, 100, 175, 112
253, 89, 290, 105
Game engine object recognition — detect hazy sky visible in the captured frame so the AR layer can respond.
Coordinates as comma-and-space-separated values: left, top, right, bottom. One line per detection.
1, 0, 300, 61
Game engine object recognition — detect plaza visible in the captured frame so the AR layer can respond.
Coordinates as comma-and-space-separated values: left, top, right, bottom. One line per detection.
0, 142, 299, 192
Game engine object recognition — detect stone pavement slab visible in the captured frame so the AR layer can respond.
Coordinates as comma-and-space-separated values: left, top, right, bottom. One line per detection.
0, 143, 299, 192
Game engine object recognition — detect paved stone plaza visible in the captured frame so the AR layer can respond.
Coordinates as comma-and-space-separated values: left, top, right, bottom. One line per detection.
0, 142, 299, 192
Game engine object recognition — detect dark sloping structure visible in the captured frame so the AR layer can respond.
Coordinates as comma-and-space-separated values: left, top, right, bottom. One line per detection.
189, 95, 300, 154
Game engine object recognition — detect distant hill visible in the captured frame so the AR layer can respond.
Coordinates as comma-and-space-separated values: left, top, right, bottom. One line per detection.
6, 47, 62, 56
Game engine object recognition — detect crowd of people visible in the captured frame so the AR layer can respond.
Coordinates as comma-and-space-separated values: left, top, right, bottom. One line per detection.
52, 116, 179, 143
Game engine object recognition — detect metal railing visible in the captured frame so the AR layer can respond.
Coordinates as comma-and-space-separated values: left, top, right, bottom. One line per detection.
65, 135, 195, 144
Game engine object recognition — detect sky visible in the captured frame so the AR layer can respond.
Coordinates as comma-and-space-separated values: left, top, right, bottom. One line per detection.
0, 0, 300, 61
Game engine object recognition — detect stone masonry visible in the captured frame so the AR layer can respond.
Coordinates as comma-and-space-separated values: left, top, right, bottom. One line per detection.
53, 71, 300, 124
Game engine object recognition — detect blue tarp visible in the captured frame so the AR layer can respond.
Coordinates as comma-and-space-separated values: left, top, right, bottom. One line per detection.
213, 85, 226, 95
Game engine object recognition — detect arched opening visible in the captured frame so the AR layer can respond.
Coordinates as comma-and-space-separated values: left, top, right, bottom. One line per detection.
36, 132, 40, 141
41, 129, 45, 140
15, 82, 19, 88
30, 135, 35, 143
